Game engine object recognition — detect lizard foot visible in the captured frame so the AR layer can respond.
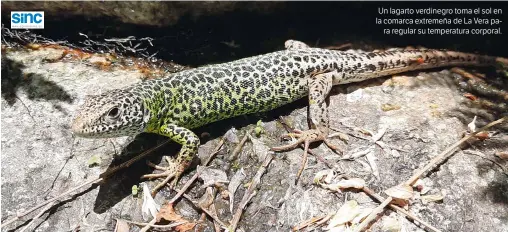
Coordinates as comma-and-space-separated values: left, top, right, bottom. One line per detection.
271, 129, 341, 153
142, 156, 187, 196
271, 129, 341, 183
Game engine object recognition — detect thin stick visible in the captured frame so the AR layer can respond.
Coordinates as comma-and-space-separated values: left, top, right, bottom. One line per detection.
405, 116, 506, 186
229, 153, 274, 232
228, 129, 253, 163
19, 202, 54, 232
139, 218, 157, 232
100, 140, 171, 179
119, 219, 185, 229
324, 43, 352, 50
1, 139, 170, 228
362, 187, 441, 232
179, 192, 229, 228
1, 177, 101, 228
353, 197, 392, 232
169, 138, 225, 204
292, 215, 327, 231
463, 150, 508, 177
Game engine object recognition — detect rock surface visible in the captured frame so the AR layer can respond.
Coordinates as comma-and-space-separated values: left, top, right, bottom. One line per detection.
2, 45, 507, 232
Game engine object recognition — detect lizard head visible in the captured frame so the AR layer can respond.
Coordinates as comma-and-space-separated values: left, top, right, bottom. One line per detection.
71, 90, 148, 138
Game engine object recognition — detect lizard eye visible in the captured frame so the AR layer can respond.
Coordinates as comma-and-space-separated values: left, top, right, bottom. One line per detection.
107, 107, 120, 118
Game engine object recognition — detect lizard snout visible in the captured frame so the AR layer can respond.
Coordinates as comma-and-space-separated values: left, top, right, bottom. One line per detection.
71, 116, 86, 135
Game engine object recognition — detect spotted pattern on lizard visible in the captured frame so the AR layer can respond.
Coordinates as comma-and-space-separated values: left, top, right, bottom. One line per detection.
71, 39, 505, 186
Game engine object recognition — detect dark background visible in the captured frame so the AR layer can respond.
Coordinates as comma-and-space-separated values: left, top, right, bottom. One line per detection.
2, 1, 508, 66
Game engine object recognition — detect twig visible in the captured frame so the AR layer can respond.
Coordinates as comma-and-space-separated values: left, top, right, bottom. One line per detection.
229, 153, 274, 232
292, 215, 327, 231
169, 138, 225, 204
1, 177, 101, 229
100, 140, 171, 178
451, 67, 484, 80
139, 218, 156, 232
208, 200, 222, 232
228, 129, 253, 163
19, 202, 54, 232
169, 169, 202, 204
463, 150, 508, 177
362, 187, 441, 232
405, 116, 506, 186
120, 218, 185, 229
330, 126, 371, 141
324, 43, 352, 50
179, 191, 229, 228
353, 197, 392, 232
1, 139, 170, 228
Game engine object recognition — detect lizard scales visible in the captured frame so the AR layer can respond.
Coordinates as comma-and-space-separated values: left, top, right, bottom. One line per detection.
71, 40, 501, 185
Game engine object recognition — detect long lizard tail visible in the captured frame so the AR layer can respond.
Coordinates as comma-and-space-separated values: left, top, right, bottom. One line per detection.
337, 49, 507, 84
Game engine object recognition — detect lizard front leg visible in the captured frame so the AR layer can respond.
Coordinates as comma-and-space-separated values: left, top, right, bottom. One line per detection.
142, 124, 199, 189
272, 71, 341, 154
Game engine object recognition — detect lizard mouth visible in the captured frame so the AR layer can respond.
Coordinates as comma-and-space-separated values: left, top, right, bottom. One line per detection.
70, 116, 91, 137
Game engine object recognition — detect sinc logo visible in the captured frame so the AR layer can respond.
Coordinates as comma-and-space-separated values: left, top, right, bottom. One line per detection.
11, 11, 44, 29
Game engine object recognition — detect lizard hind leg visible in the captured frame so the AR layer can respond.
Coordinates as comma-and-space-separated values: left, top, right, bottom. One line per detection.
271, 71, 343, 155
284, 40, 311, 50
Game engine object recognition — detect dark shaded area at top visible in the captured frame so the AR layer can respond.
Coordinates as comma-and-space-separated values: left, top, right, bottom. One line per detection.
1, 2, 507, 67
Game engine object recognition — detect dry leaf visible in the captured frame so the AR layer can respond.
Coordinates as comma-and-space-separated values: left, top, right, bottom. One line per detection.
328, 132, 350, 142
328, 224, 350, 232
391, 150, 401, 158
468, 116, 477, 132
224, 128, 240, 143
351, 207, 374, 224
156, 203, 184, 222
155, 204, 197, 231
322, 178, 366, 191
381, 216, 402, 232
421, 194, 444, 204
463, 93, 478, 101
495, 152, 508, 160
228, 168, 246, 213
342, 148, 372, 160
176, 222, 197, 232
326, 200, 361, 229
114, 219, 130, 232
474, 131, 490, 140
250, 135, 271, 162
313, 169, 335, 184
365, 151, 379, 179
197, 187, 215, 209
142, 183, 160, 221
355, 127, 374, 136
372, 126, 387, 142
381, 103, 401, 112
197, 166, 229, 188
385, 185, 414, 201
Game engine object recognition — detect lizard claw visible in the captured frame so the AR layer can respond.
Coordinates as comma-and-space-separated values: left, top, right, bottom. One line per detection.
271, 129, 342, 183
142, 156, 187, 196
272, 128, 342, 153
271, 129, 327, 152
